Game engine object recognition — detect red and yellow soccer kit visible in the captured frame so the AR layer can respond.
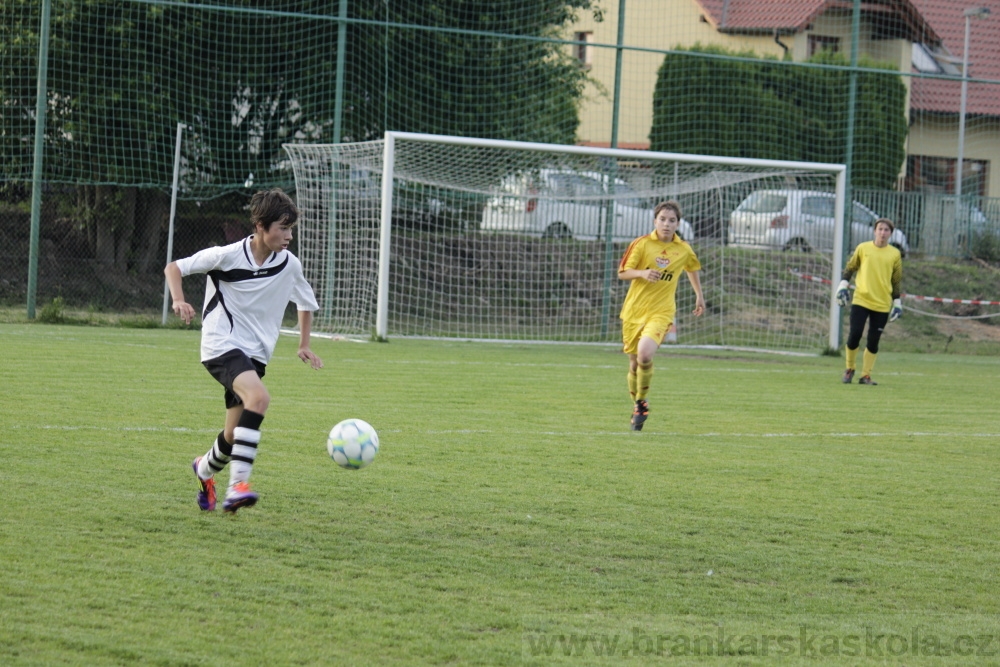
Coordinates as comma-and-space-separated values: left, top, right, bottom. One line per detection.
618, 231, 701, 354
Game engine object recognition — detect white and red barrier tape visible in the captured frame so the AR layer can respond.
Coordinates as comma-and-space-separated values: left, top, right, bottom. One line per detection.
788, 270, 834, 286
904, 294, 1000, 306
788, 269, 1000, 306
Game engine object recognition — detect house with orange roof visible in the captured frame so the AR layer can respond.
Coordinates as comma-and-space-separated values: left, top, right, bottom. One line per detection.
905, 0, 999, 198
569, 0, 999, 196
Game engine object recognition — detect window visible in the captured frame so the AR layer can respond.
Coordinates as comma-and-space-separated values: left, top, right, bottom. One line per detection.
740, 192, 787, 213
801, 196, 834, 217
852, 203, 876, 226
548, 173, 577, 198
614, 181, 647, 208
906, 155, 989, 196
808, 35, 840, 57
572, 174, 604, 198
574, 31, 593, 69
911, 43, 942, 74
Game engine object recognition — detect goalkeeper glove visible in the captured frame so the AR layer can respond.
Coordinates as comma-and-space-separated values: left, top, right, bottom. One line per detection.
889, 298, 902, 322
836, 280, 851, 307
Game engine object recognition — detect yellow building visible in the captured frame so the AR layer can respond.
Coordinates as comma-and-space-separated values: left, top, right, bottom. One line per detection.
568, 0, 999, 197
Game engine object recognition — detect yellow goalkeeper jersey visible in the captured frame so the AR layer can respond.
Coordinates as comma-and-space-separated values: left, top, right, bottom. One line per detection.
843, 241, 902, 313
619, 231, 701, 323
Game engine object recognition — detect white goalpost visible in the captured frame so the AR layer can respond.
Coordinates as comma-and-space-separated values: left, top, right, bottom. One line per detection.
284, 132, 847, 353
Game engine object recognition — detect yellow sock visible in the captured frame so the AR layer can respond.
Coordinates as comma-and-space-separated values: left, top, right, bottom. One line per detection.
635, 362, 653, 400
845, 346, 858, 370
862, 350, 877, 377
627, 371, 637, 401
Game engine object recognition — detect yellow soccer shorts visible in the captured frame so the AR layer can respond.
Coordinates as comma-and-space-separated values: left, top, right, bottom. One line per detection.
621, 317, 673, 355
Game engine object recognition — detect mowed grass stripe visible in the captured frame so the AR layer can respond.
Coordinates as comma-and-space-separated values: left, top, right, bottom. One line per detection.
1, 324, 997, 666
6, 424, 1000, 439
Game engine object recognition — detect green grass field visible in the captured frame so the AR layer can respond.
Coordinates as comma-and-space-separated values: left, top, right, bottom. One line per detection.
2, 324, 998, 665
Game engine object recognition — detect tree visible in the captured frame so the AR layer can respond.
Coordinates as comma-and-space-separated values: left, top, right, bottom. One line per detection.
343, 0, 594, 144
1, 0, 598, 275
650, 45, 907, 189
1, 0, 178, 272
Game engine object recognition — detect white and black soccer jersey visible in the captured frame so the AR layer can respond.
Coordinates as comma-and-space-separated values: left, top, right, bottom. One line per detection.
176, 236, 319, 364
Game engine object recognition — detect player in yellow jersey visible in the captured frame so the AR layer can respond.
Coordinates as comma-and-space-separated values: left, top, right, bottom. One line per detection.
836, 218, 903, 385
618, 201, 705, 430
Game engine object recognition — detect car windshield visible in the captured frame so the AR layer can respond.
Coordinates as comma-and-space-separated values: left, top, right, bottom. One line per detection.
740, 192, 787, 213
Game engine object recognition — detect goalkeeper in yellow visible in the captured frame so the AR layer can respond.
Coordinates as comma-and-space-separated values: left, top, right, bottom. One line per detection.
618, 201, 705, 430
836, 217, 903, 385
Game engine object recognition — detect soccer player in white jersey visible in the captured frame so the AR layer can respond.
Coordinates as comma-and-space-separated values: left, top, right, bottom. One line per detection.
165, 189, 324, 512
836, 217, 903, 386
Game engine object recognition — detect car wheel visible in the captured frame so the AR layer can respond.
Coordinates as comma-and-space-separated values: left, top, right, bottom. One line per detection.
542, 222, 572, 240
891, 242, 906, 258
784, 238, 811, 253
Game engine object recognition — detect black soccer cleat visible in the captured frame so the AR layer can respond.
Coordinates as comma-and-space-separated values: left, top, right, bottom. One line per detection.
630, 399, 649, 431
842, 368, 855, 384
858, 375, 878, 386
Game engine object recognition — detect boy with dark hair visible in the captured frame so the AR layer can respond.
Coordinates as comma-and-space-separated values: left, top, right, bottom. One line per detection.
165, 188, 323, 512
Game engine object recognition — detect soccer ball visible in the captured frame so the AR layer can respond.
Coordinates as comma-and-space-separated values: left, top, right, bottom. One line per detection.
327, 418, 379, 469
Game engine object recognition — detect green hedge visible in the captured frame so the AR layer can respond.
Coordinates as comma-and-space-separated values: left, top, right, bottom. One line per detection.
650, 46, 907, 190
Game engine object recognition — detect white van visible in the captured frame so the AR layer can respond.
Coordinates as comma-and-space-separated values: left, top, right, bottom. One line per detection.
481, 169, 694, 242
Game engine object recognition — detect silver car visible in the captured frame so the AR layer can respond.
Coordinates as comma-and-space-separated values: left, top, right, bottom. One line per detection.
729, 190, 908, 256
481, 168, 694, 242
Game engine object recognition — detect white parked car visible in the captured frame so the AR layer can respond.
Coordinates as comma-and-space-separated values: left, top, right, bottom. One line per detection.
728, 190, 908, 256
481, 168, 694, 242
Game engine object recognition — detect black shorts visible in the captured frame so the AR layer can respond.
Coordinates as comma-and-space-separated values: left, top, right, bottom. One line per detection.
202, 349, 267, 409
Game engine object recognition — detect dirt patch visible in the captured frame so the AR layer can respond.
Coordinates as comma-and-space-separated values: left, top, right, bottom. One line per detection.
934, 317, 1000, 342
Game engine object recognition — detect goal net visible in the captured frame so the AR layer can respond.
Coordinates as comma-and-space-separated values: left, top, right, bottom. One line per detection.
284, 133, 847, 353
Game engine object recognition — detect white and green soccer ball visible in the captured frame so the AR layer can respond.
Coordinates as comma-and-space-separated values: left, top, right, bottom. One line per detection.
327, 418, 379, 469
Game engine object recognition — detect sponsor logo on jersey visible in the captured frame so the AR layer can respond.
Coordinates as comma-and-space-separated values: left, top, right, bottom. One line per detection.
655, 257, 671, 269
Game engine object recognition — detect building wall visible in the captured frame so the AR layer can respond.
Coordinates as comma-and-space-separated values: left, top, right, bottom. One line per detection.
908, 115, 1000, 196
570, 1, 783, 148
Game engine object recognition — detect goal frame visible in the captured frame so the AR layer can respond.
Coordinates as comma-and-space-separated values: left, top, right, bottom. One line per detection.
376, 131, 848, 350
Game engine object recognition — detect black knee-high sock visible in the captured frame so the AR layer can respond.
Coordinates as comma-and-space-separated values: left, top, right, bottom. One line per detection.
198, 431, 232, 479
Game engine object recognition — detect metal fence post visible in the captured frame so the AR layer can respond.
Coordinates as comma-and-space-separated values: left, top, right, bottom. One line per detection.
27, 0, 52, 319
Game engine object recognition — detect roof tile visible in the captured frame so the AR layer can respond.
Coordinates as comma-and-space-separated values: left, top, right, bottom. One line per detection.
908, 0, 1000, 115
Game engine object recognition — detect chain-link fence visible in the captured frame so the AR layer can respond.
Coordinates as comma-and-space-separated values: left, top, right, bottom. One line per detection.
3, 0, 999, 312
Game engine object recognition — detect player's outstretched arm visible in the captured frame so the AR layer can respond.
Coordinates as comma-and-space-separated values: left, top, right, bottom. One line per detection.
296, 310, 324, 369
164, 261, 195, 324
